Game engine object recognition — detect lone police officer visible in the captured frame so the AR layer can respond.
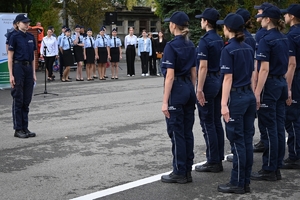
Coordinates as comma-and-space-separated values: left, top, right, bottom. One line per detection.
8, 14, 37, 138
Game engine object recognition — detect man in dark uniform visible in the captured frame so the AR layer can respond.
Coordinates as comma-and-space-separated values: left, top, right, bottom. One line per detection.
5, 20, 17, 52
7, 14, 37, 138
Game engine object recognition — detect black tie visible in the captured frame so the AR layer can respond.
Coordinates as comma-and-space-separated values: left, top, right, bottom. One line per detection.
102, 36, 105, 47
67, 37, 71, 49
114, 37, 116, 47
89, 37, 93, 47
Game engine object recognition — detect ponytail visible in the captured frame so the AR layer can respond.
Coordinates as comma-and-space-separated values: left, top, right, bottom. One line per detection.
176, 23, 190, 40
270, 18, 285, 32
235, 31, 245, 43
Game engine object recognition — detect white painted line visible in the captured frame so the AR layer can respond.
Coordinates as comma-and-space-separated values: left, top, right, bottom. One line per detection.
70, 160, 207, 200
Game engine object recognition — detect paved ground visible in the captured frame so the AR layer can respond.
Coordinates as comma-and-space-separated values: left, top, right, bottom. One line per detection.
0, 59, 300, 200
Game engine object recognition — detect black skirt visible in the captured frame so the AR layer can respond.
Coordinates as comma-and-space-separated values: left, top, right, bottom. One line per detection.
97, 47, 108, 63
73, 45, 84, 62
63, 49, 75, 66
110, 47, 120, 62
85, 47, 95, 64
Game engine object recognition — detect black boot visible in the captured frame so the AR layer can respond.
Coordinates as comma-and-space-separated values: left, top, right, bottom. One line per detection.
253, 140, 264, 152
195, 162, 222, 173
161, 172, 187, 184
218, 183, 245, 194
251, 169, 277, 181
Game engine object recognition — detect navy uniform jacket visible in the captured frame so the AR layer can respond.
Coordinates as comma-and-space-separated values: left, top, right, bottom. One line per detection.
287, 25, 300, 71
8, 31, 37, 61
220, 38, 254, 88
196, 30, 223, 72
256, 28, 289, 75
161, 35, 196, 77
244, 29, 256, 52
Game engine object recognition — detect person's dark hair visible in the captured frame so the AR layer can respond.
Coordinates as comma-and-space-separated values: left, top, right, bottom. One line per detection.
227, 26, 245, 43
270, 18, 285, 32
203, 18, 217, 29
244, 18, 253, 29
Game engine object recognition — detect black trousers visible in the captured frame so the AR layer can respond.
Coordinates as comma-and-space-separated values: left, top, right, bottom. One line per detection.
44, 56, 56, 78
126, 45, 136, 75
140, 52, 149, 74
59, 51, 64, 77
149, 55, 156, 75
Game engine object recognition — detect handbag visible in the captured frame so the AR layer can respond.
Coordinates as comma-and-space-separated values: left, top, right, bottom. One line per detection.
156, 53, 162, 59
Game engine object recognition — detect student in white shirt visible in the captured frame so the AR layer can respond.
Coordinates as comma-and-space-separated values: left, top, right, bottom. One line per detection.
40, 27, 58, 81
124, 27, 137, 76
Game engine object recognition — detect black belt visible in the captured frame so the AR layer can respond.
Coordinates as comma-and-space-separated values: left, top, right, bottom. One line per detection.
174, 76, 190, 81
267, 74, 284, 79
231, 85, 251, 92
207, 71, 220, 76
14, 60, 30, 65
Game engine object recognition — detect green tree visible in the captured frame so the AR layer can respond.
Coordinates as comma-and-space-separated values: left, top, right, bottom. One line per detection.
64, 0, 113, 32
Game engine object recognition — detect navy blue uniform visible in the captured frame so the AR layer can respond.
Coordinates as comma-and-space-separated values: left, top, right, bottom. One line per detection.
256, 28, 289, 171
8, 31, 37, 131
196, 30, 224, 164
244, 29, 255, 52
285, 25, 300, 161
161, 35, 196, 176
220, 38, 256, 188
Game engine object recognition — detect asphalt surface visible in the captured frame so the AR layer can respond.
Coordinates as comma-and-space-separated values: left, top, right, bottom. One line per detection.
0, 59, 300, 200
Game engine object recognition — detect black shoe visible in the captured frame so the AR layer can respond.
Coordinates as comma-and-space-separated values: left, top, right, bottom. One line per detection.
23, 129, 36, 137
276, 169, 282, 180
186, 171, 192, 182
161, 172, 187, 184
14, 130, 28, 138
251, 169, 277, 181
282, 158, 300, 169
244, 184, 250, 193
195, 162, 222, 173
253, 140, 265, 152
218, 183, 245, 194
227, 155, 233, 162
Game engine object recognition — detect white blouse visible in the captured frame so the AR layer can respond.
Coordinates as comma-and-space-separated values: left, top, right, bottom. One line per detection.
40, 36, 58, 57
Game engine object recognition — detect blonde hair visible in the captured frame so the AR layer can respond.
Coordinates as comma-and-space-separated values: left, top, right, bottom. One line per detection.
176, 25, 190, 40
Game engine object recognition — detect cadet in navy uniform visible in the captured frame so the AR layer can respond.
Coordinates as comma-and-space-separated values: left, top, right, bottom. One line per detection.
108, 28, 122, 79
226, 8, 257, 163
193, 8, 225, 173
57, 25, 67, 80
252, 2, 273, 153
72, 25, 84, 81
137, 29, 152, 76
7, 14, 37, 138
281, 4, 300, 169
216, 13, 256, 194
94, 27, 110, 80
83, 28, 95, 81
251, 6, 289, 181
59, 28, 73, 82
160, 11, 197, 184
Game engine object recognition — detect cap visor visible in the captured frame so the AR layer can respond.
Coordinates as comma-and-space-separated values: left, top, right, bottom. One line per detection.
255, 14, 264, 18
216, 20, 224, 25
21, 19, 31, 23
195, 14, 203, 19
280, 9, 288, 14
254, 5, 262, 9
163, 17, 171, 22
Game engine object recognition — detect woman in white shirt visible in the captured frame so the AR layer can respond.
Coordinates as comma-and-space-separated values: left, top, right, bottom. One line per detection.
138, 29, 152, 76
124, 27, 137, 76
40, 27, 58, 81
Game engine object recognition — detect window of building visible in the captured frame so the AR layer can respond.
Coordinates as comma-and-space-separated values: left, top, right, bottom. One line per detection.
116, 21, 123, 26
150, 21, 157, 32
128, 21, 135, 27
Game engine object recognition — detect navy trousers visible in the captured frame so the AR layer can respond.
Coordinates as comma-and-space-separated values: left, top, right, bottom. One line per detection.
285, 72, 300, 161
226, 88, 256, 188
197, 74, 224, 164
257, 76, 288, 171
11, 63, 34, 131
166, 78, 196, 175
